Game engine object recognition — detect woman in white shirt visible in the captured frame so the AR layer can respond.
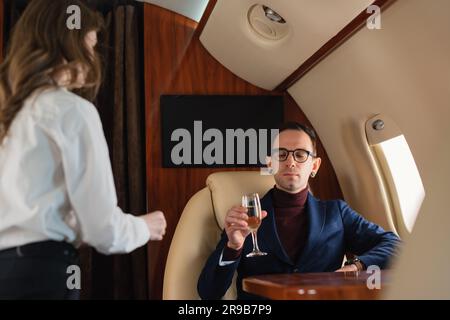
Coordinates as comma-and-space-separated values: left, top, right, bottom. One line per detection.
0, 0, 166, 299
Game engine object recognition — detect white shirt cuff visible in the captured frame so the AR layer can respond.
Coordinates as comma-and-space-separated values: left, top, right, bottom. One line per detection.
218, 249, 239, 267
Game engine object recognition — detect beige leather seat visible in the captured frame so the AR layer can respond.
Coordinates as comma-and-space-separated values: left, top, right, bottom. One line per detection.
163, 171, 275, 299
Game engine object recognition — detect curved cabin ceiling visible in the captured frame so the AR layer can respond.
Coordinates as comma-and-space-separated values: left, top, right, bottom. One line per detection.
199, 0, 373, 90
136, 0, 208, 22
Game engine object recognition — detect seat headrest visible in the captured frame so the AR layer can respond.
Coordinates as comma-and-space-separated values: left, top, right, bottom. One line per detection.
206, 171, 275, 229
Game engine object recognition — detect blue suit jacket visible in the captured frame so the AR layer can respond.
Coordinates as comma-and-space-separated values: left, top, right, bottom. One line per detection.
197, 189, 400, 299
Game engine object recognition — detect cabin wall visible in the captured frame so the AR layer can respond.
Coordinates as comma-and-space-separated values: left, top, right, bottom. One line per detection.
143, 3, 342, 298
288, 0, 450, 230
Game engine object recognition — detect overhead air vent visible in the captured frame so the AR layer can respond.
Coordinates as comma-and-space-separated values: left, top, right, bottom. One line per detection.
247, 4, 290, 41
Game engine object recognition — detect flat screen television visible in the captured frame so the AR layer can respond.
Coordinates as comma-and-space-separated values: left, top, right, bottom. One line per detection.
160, 95, 284, 168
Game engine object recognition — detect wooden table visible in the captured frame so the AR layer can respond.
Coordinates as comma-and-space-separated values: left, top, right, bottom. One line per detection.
242, 271, 389, 300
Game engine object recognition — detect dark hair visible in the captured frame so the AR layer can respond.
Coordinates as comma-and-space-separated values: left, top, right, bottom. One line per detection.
278, 122, 318, 154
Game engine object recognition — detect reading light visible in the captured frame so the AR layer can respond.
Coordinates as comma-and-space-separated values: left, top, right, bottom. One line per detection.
372, 119, 385, 130
262, 6, 286, 24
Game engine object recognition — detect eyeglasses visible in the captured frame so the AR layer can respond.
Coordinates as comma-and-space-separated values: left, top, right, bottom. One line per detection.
272, 148, 316, 163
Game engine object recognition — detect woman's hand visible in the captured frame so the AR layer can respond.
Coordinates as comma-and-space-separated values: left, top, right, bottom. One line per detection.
141, 210, 167, 241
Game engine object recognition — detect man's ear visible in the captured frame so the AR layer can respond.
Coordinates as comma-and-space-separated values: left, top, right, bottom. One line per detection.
312, 157, 322, 174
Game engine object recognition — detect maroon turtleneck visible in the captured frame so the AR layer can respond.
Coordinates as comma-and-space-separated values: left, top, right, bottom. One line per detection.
272, 186, 309, 263
223, 186, 309, 263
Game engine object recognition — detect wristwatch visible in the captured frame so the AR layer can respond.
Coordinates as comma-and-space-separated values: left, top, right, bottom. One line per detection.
344, 258, 365, 271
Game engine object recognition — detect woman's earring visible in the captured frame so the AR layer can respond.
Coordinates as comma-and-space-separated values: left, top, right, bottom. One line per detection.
310, 172, 316, 178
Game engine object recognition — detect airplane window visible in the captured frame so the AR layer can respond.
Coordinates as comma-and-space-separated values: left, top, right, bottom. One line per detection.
373, 135, 425, 233
366, 115, 425, 235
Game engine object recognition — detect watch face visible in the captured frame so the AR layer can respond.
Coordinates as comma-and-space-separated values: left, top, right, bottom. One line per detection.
345, 258, 359, 265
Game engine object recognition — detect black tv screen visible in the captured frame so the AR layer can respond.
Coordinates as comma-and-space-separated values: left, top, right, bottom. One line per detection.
160, 95, 284, 168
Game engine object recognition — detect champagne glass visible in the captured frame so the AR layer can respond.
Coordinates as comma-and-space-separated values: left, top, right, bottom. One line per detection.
242, 193, 267, 257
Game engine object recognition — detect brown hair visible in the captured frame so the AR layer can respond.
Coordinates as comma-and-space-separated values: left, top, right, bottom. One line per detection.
0, 0, 104, 143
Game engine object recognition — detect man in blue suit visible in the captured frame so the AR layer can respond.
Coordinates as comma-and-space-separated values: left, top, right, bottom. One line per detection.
197, 122, 400, 300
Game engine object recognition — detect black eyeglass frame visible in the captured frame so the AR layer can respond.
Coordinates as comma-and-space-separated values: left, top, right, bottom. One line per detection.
272, 148, 317, 163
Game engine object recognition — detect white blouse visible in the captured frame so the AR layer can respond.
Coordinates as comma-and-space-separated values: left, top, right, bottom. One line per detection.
0, 87, 150, 254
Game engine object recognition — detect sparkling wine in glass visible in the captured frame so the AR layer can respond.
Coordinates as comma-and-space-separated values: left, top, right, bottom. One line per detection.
242, 193, 267, 257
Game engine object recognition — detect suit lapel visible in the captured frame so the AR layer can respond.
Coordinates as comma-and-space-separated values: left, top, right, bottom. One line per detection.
259, 191, 292, 265
296, 194, 326, 269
